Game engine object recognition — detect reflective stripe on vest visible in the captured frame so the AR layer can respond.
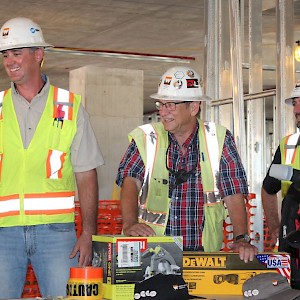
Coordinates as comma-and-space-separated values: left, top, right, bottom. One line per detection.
284, 132, 300, 164
48, 87, 73, 179
137, 124, 167, 226
0, 195, 20, 217
280, 132, 300, 197
46, 149, 66, 179
0, 90, 8, 120
203, 121, 221, 204
138, 124, 157, 206
0, 192, 74, 216
24, 192, 75, 214
53, 87, 74, 120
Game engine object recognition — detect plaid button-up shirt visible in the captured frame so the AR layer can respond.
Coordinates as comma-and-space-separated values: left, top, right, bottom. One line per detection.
116, 122, 248, 250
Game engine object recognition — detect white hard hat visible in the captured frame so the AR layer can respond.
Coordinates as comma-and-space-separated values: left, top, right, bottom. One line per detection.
0, 17, 53, 52
150, 66, 211, 101
285, 80, 300, 106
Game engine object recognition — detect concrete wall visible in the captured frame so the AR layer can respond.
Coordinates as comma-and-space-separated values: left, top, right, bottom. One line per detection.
70, 66, 143, 199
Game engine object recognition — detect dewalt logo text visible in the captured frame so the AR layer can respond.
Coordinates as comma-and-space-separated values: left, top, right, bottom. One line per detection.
183, 256, 227, 268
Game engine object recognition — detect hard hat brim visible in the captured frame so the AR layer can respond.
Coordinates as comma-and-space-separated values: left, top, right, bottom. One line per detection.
0, 42, 53, 52
285, 97, 293, 106
149, 93, 211, 102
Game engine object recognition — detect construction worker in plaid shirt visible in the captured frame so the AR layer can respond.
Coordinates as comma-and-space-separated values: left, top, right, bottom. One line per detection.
116, 66, 257, 263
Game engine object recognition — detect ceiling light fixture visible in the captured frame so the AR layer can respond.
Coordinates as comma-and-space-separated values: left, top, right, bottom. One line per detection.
295, 41, 300, 62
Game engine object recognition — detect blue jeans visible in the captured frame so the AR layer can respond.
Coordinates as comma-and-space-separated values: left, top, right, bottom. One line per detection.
0, 223, 78, 298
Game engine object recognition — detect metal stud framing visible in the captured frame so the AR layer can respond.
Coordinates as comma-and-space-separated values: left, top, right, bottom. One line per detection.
203, 0, 296, 251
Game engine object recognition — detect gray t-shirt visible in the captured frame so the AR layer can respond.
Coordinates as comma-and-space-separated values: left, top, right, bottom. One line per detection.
10, 77, 104, 172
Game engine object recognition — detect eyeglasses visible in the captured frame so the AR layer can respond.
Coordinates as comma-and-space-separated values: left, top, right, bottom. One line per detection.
155, 101, 190, 111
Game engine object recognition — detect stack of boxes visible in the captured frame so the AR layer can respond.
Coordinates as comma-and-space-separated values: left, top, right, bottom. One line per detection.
91, 200, 291, 299
92, 235, 291, 299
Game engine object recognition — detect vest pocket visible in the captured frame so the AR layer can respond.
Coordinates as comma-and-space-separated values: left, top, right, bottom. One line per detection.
202, 203, 227, 251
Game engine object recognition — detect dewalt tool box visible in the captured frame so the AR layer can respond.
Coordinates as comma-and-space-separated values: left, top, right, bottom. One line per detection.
183, 252, 290, 295
92, 235, 183, 300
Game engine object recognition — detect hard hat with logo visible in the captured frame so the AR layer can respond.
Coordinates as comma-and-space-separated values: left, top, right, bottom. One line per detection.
285, 80, 300, 106
150, 66, 211, 101
0, 17, 53, 52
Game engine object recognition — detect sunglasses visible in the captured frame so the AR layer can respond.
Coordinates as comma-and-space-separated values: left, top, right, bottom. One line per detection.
165, 143, 198, 188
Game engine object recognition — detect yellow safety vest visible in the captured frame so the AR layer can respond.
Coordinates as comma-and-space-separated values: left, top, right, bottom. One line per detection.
0, 86, 80, 226
129, 120, 227, 251
280, 132, 300, 197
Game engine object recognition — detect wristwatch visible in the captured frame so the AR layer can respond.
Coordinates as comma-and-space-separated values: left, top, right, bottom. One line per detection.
235, 233, 251, 243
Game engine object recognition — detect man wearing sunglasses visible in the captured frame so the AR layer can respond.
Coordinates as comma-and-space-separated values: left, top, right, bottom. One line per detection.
116, 66, 257, 263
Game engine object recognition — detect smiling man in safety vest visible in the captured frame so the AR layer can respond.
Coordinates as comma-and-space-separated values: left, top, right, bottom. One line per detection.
116, 66, 257, 263
0, 17, 104, 298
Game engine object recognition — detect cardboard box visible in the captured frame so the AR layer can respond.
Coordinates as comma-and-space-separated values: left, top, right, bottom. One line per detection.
183, 252, 290, 296
92, 235, 183, 300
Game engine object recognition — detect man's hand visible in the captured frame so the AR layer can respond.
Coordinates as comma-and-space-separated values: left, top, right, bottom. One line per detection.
123, 222, 156, 237
70, 231, 93, 266
228, 241, 258, 263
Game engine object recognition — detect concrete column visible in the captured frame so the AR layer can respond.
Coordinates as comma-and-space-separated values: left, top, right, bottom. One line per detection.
70, 66, 143, 199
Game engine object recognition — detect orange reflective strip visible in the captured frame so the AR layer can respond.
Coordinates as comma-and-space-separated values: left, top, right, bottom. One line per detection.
46, 149, 52, 178
0, 194, 19, 201
284, 134, 297, 164
0, 211, 20, 217
58, 152, 66, 179
24, 191, 75, 198
46, 150, 66, 179
291, 148, 297, 164
68, 92, 74, 120
52, 86, 58, 118
283, 134, 291, 163
25, 208, 74, 215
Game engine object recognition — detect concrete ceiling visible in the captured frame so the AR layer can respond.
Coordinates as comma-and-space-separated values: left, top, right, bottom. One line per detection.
0, 0, 300, 114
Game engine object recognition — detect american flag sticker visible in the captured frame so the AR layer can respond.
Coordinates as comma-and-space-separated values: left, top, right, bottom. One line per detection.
256, 254, 291, 281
